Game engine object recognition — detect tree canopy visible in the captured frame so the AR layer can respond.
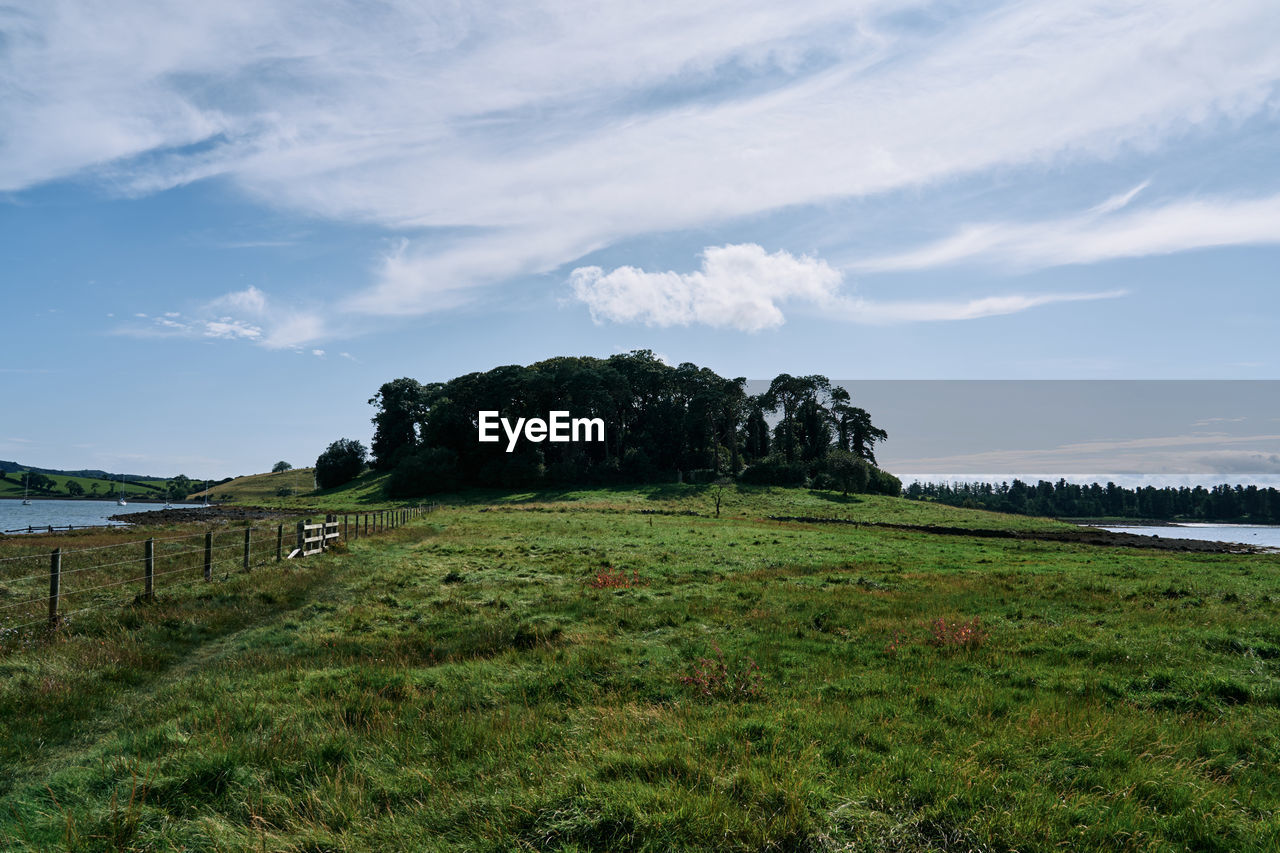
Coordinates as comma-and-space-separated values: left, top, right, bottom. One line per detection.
315, 439, 368, 490
371, 352, 895, 497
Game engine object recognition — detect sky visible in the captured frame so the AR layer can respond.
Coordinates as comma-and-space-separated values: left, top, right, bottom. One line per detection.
2, 0, 1279, 480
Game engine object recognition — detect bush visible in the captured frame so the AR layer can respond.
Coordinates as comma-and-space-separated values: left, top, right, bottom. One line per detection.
738, 456, 807, 486
314, 438, 368, 490
869, 465, 902, 496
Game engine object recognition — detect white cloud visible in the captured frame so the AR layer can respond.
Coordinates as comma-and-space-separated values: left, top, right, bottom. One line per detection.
833, 291, 1127, 325
119, 286, 327, 347
856, 191, 1280, 273
262, 311, 326, 349
203, 318, 263, 340
571, 244, 840, 331
2, 0, 1278, 327
571, 243, 1124, 329
210, 285, 268, 316
311, 349, 325, 357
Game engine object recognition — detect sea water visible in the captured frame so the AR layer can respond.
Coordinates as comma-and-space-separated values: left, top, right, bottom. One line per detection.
1096, 523, 1280, 549
0, 499, 205, 533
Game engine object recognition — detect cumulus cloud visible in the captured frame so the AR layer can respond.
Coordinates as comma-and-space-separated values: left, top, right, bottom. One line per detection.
571, 244, 1124, 330
571, 244, 840, 331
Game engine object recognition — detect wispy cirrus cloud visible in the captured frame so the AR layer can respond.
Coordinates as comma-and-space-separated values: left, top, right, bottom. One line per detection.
121, 285, 329, 349
4, 1, 1279, 334
570, 243, 1125, 330
855, 189, 1280, 273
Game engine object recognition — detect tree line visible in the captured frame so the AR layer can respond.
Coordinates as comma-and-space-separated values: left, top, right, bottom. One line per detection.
905, 479, 1280, 523
345, 351, 898, 496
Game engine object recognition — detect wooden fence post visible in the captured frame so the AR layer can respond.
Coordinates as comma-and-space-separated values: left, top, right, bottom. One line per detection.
145, 538, 154, 600
296, 520, 305, 556
204, 532, 213, 581
48, 548, 61, 628
243, 528, 251, 571
276, 524, 283, 562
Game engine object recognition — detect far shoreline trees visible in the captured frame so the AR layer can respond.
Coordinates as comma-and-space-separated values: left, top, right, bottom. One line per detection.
907, 478, 1280, 524
365, 352, 898, 497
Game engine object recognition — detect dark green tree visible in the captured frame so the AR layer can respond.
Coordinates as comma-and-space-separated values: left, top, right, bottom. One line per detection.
831, 387, 889, 464
272, 461, 293, 473
315, 439, 368, 489
369, 378, 430, 470
822, 449, 869, 496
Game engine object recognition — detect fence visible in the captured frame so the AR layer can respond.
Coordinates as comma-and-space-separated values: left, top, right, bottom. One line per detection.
0, 505, 437, 638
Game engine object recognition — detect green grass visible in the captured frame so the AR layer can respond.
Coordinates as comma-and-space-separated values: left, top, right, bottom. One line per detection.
1, 485, 1278, 851
0, 473, 167, 500
189, 468, 398, 509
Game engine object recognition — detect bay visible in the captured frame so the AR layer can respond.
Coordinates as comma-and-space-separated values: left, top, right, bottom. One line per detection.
0, 499, 206, 533
1097, 523, 1280, 549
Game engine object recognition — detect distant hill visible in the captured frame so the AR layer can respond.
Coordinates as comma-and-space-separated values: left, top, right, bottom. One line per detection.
0, 460, 168, 482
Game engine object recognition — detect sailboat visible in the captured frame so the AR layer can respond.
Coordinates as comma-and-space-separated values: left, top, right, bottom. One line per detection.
117, 476, 127, 507
22, 473, 31, 505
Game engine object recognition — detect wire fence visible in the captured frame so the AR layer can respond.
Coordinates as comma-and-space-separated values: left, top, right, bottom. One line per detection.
0, 505, 439, 641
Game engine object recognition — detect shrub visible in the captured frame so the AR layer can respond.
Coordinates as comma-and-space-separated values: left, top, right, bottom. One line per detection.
738, 456, 807, 486
926, 616, 988, 651
588, 568, 646, 589
314, 438, 368, 490
679, 646, 764, 701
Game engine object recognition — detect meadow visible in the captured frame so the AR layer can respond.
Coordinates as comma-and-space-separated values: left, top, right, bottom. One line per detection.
1, 485, 1278, 851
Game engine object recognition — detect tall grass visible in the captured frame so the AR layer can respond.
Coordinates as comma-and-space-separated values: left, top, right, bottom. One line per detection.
0, 486, 1277, 850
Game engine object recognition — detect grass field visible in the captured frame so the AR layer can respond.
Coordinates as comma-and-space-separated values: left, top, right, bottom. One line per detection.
1, 485, 1278, 850
0, 473, 167, 500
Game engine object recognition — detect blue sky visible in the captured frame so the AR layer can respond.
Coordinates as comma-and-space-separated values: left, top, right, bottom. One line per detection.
2, 0, 1279, 479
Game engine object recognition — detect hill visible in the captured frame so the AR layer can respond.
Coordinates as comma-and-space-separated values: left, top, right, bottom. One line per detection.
188, 467, 395, 508
0, 460, 169, 482
0, 470, 168, 500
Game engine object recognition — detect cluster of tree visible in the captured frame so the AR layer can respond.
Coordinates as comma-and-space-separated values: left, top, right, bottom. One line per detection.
905, 479, 1280, 523
363, 351, 897, 496
315, 439, 368, 490
17, 472, 58, 493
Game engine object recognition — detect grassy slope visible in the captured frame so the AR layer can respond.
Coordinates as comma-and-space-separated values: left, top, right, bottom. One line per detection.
187, 469, 319, 503
1, 486, 1278, 851
0, 474, 167, 500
